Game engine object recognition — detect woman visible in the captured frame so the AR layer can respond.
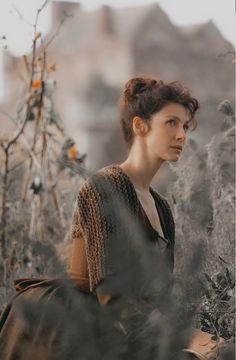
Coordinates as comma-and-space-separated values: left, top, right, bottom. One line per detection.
68, 77, 201, 357
69, 76, 198, 299
2, 76, 221, 359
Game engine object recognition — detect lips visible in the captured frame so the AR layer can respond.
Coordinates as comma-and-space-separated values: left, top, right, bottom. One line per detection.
170, 146, 182, 151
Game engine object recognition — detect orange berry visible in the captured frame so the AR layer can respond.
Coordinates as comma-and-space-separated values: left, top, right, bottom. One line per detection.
67, 146, 78, 160
35, 32, 41, 40
31, 79, 42, 90
47, 63, 56, 72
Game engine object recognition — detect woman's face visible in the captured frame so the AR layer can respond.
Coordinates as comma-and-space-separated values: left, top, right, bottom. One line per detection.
144, 102, 191, 162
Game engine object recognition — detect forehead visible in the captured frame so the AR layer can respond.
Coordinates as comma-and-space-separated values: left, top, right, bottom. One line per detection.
155, 102, 191, 123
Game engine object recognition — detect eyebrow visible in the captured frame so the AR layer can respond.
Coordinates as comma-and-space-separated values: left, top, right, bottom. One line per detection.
166, 115, 191, 124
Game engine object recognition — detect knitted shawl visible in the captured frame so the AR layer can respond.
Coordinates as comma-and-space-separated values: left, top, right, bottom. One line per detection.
70, 164, 175, 293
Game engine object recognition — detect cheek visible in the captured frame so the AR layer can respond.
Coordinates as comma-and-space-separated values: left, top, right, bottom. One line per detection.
148, 125, 162, 139
146, 127, 170, 150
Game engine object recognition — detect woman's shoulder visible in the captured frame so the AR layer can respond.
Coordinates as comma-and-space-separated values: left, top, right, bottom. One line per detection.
78, 164, 128, 195
79, 164, 132, 194
77, 164, 139, 211
96, 164, 129, 184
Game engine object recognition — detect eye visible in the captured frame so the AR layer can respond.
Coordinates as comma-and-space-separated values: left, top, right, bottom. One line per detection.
167, 119, 190, 133
183, 123, 190, 132
167, 119, 176, 126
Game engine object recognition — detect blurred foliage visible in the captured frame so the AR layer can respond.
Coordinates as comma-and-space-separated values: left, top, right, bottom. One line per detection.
0, 3, 235, 359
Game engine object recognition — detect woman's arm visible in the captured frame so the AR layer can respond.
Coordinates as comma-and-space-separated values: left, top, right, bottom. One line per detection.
69, 173, 127, 295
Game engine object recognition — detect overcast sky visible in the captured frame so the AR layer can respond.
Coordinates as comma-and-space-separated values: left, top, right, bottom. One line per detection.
0, 0, 235, 101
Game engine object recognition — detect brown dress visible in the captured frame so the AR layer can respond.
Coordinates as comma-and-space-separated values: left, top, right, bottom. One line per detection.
68, 164, 175, 301
0, 164, 176, 359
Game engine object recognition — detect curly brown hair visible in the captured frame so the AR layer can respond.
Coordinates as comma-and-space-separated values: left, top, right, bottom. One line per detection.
119, 77, 200, 146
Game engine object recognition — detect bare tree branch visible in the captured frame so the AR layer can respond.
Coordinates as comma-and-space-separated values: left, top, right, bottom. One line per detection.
217, 50, 235, 58
23, 55, 30, 75
34, 0, 50, 31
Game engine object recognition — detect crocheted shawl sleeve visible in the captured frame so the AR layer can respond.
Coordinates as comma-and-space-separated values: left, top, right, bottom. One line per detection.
70, 166, 139, 293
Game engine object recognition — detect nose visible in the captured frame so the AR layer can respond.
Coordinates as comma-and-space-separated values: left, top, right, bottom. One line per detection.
176, 125, 186, 142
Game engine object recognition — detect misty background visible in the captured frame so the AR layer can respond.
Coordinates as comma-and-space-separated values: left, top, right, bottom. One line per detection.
0, 0, 235, 189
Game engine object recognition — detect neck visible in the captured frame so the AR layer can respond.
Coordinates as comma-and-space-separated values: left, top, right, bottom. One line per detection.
119, 142, 164, 192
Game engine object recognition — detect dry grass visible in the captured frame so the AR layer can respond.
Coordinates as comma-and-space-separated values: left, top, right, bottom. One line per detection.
0, 5, 235, 358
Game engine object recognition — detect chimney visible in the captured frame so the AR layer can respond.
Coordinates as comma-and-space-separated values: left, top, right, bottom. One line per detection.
52, 1, 80, 26
98, 5, 114, 36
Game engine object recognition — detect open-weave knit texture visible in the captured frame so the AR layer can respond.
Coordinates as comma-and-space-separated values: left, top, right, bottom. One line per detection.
70, 165, 175, 293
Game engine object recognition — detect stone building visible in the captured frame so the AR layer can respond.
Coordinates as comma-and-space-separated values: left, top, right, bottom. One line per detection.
1, 1, 234, 171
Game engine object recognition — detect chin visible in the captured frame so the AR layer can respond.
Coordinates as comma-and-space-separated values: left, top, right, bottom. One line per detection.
167, 155, 181, 162
158, 152, 181, 162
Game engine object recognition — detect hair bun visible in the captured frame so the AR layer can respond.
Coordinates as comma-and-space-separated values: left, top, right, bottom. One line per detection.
123, 77, 160, 102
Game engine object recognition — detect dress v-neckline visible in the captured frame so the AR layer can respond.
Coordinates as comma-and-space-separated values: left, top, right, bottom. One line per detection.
143, 188, 169, 245
113, 164, 169, 243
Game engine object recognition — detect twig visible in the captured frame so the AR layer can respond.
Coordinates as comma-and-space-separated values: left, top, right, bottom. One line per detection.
0, 1, 50, 255
40, 51, 48, 165
218, 50, 235, 58
16, 68, 28, 87
37, 13, 71, 57
23, 55, 30, 75
53, 120, 65, 136
34, 0, 49, 30
218, 256, 230, 265
0, 113, 29, 256
47, 164, 61, 217
22, 33, 47, 201
11, 4, 32, 28
0, 143, 10, 257
6, 178, 14, 192
0, 110, 41, 169
8, 150, 41, 173
8, 116, 28, 148
44, 15, 67, 50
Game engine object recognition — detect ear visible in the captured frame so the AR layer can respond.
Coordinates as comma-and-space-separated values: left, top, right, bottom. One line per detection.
132, 116, 149, 137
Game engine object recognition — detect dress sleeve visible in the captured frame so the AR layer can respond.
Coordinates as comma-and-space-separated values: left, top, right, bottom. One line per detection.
70, 180, 102, 293
70, 174, 124, 294
69, 199, 90, 292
